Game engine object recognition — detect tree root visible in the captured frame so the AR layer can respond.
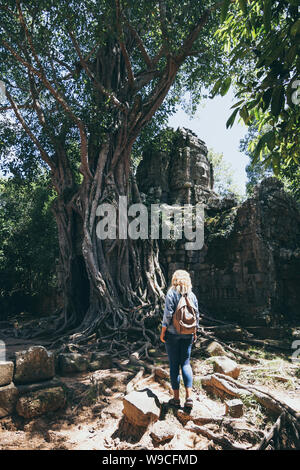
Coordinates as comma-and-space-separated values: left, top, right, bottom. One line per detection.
185, 422, 252, 450
202, 372, 300, 449
256, 412, 285, 450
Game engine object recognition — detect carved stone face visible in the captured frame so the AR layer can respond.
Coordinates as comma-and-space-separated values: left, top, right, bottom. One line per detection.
192, 158, 211, 189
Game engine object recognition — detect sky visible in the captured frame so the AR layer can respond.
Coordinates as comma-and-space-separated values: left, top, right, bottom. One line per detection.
168, 89, 250, 196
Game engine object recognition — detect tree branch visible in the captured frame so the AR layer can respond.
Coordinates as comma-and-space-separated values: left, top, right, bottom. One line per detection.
4, 86, 55, 171
120, 12, 153, 69
176, 10, 210, 62
115, 0, 135, 87
1, 34, 92, 179
158, 0, 170, 49
67, 29, 128, 113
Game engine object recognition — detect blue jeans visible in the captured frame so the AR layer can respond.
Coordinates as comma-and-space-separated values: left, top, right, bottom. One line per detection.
164, 331, 193, 390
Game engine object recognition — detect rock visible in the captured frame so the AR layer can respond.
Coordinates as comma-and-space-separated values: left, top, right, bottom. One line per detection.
122, 388, 161, 427
212, 356, 240, 379
58, 353, 88, 375
136, 127, 217, 206
0, 382, 18, 417
14, 346, 55, 385
150, 421, 175, 444
269, 375, 289, 383
225, 399, 244, 418
16, 386, 66, 418
88, 352, 113, 371
0, 361, 14, 387
154, 367, 169, 380
16, 377, 64, 396
206, 341, 226, 357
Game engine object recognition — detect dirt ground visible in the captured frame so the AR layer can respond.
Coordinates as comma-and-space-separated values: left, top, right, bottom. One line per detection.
1, 337, 300, 451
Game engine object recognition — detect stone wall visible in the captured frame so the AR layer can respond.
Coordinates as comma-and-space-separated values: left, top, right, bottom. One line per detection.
137, 127, 218, 205
193, 178, 300, 325
136, 128, 300, 326
0, 346, 113, 419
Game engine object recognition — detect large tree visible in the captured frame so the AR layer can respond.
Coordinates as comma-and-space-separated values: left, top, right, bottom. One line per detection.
214, 0, 299, 171
0, 0, 229, 353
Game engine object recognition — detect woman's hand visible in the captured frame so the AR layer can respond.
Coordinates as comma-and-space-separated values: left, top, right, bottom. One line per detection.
160, 326, 167, 343
193, 333, 197, 344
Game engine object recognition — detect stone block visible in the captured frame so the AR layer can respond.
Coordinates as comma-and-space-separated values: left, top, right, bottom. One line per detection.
14, 346, 55, 385
0, 382, 18, 418
16, 386, 66, 418
0, 361, 14, 387
212, 356, 240, 379
58, 353, 88, 375
123, 388, 161, 427
225, 399, 244, 418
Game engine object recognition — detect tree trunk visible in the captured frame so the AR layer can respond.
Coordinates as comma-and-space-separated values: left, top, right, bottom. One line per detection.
52, 139, 166, 356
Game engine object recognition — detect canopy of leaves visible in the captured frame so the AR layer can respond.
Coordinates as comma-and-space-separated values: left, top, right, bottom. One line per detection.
0, 0, 228, 180
212, 0, 299, 174
207, 148, 244, 201
0, 173, 58, 317
241, 123, 300, 203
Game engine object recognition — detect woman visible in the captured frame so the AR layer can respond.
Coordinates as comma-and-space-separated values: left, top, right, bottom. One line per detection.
160, 269, 199, 410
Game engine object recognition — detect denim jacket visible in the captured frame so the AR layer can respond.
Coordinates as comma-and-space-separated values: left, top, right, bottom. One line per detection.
162, 288, 199, 335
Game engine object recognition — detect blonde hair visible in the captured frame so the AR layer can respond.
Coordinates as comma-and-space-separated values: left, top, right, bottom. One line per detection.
170, 270, 192, 295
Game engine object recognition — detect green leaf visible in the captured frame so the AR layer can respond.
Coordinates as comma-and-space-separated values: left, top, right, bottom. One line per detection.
286, 45, 297, 65
290, 20, 300, 37
226, 108, 239, 128
253, 131, 275, 163
263, 0, 272, 32
247, 98, 260, 110
221, 0, 231, 22
240, 104, 251, 124
220, 77, 232, 96
262, 88, 273, 111
238, 0, 247, 15
210, 78, 223, 98
230, 100, 244, 109
266, 131, 276, 151
271, 86, 285, 117
271, 153, 281, 176
239, 105, 249, 124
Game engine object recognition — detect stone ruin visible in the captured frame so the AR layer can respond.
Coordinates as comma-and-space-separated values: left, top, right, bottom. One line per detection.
136, 127, 218, 205
136, 127, 300, 326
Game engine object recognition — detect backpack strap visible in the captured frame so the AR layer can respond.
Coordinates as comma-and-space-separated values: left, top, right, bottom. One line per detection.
185, 293, 197, 311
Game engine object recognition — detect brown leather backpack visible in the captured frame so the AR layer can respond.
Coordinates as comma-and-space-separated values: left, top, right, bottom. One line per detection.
172, 293, 197, 335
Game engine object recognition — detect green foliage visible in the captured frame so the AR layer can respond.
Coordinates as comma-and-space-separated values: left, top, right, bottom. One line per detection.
240, 124, 300, 202
214, 0, 300, 171
207, 148, 244, 200
0, 173, 58, 317
205, 206, 238, 242
0, 0, 227, 177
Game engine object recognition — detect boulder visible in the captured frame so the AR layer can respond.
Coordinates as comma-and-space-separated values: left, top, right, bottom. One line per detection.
58, 353, 88, 375
150, 421, 175, 445
154, 367, 169, 380
212, 356, 240, 379
16, 377, 64, 396
0, 361, 14, 387
16, 386, 66, 418
206, 341, 226, 357
225, 399, 244, 418
88, 352, 113, 371
14, 346, 55, 385
122, 388, 161, 427
0, 382, 18, 417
